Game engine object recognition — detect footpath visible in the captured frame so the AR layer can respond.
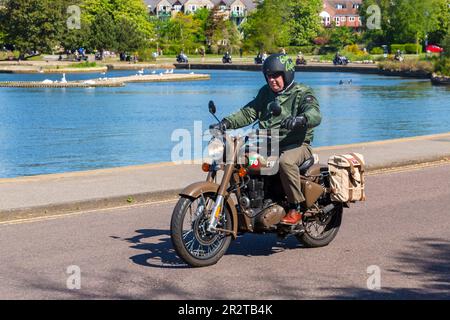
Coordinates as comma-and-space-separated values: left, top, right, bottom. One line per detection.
1, 133, 450, 222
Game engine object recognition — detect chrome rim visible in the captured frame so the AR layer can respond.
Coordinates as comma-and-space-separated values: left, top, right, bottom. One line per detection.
181, 195, 228, 260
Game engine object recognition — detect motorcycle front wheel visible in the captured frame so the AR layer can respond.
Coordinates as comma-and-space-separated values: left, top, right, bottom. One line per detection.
170, 194, 233, 267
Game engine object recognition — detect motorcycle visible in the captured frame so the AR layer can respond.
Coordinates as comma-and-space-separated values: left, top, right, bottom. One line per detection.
254, 55, 263, 64
296, 57, 307, 65
170, 101, 344, 267
176, 54, 189, 63
333, 55, 349, 65
222, 54, 232, 64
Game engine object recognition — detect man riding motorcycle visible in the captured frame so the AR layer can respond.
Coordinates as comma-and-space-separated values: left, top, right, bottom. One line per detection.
210, 53, 322, 225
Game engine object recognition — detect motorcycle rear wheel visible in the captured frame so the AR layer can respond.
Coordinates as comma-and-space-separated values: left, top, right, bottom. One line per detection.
171, 194, 233, 267
297, 203, 343, 248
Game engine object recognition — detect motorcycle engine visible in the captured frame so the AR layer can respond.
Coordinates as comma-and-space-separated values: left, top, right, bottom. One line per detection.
254, 204, 286, 230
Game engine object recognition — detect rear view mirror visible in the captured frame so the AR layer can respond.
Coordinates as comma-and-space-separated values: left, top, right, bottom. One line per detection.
208, 101, 216, 115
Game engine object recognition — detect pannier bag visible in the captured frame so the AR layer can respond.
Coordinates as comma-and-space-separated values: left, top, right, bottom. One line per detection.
328, 153, 366, 203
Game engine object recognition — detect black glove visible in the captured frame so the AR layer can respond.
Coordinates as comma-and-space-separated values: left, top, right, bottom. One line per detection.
281, 116, 307, 131
209, 119, 231, 133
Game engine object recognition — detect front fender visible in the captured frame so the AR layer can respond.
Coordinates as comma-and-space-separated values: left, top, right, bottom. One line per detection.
180, 181, 238, 238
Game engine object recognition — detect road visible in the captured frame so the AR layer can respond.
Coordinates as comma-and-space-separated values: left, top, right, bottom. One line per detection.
0, 163, 449, 300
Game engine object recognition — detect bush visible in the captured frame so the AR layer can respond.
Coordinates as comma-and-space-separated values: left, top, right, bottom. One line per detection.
68, 62, 97, 68
370, 47, 384, 55
286, 46, 317, 55
137, 48, 157, 62
404, 43, 422, 54
344, 44, 369, 57
435, 57, 450, 76
390, 44, 423, 54
390, 44, 406, 53
319, 45, 338, 55
378, 60, 434, 73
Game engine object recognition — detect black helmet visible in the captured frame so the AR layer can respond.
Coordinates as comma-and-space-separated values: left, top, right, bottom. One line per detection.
262, 53, 295, 90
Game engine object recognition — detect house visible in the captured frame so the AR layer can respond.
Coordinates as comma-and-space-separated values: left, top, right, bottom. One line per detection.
320, 0, 363, 29
184, 0, 215, 14
143, 0, 255, 23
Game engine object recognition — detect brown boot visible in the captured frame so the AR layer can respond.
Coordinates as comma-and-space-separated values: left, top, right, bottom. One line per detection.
280, 209, 302, 225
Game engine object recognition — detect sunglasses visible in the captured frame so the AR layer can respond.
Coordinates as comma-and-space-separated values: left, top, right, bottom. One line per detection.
267, 72, 283, 79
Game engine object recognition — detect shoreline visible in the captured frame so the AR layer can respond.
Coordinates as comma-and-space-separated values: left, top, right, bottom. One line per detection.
0, 73, 210, 88
0, 60, 433, 79
174, 62, 432, 79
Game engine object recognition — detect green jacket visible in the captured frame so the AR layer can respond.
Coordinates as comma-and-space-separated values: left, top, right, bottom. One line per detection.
224, 82, 322, 149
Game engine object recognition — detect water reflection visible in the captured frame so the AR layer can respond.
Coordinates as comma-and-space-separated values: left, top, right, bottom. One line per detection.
0, 70, 449, 177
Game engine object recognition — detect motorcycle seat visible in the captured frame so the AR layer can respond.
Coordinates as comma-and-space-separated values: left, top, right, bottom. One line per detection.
299, 156, 315, 175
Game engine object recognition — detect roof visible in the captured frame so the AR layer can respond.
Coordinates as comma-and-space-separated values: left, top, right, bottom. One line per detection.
322, 0, 362, 16
143, 0, 256, 10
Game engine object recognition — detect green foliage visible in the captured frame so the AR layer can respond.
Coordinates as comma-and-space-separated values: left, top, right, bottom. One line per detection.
241, 0, 322, 52
434, 58, 450, 76
116, 16, 148, 53
205, 7, 241, 54
0, 0, 71, 57
156, 12, 205, 54
68, 61, 97, 68
370, 47, 384, 54
136, 48, 157, 62
434, 29, 450, 76
390, 44, 406, 53
0, 0, 154, 56
285, 46, 317, 55
329, 27, 357, 48
241, 0, 290, 52
442, 27, 450, 57
82, 0, 154, 53
89, 11, 117, 53
404, 43, 423, 54
360, 0, 449, 48
288, 0, 323, 46
379, 60, 434, 73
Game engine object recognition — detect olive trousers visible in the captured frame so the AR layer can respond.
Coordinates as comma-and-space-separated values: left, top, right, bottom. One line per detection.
279, 144, 313, 204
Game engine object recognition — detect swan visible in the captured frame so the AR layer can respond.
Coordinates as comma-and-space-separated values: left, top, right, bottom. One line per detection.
61, 73, 67, 83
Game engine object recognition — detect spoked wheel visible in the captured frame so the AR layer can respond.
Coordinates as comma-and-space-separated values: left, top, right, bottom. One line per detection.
170, 193, 232, 267
297, 203, 343, 248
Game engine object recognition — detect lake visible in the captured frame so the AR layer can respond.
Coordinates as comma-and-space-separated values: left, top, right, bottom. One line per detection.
0, 69, 449, 178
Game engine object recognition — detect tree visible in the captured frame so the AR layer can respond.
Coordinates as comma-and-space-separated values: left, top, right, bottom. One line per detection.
288, 0, 323, 46
427, 0, 450, 45
82, 0, 154, 53
359, 0, 393, 46
205, 7, 242, 54
89, 10, 117, 55
329, 26, 357, 48
241, 0, 322, 52
241, 0, 290, 52
360, 0, 449, 47
442, 26, 450, 56
0, 0, 68, 58
116, 16, 148, 53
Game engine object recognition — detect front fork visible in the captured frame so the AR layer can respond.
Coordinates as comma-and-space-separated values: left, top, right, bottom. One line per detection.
207, 163, 234, 232
207, 135, 240, 232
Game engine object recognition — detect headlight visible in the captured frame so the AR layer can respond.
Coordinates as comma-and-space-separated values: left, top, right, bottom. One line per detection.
207, 138, 224, 161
